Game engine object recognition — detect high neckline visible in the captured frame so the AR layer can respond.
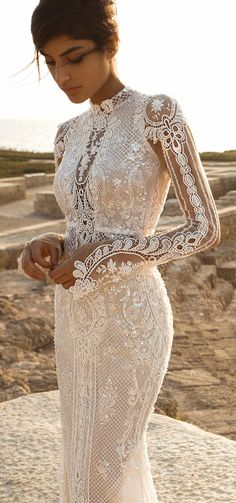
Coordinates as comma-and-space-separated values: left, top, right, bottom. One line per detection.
89, 85, 135, 114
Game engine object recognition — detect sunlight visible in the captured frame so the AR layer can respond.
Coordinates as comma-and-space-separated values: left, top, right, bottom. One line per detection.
0, 0, 235, 151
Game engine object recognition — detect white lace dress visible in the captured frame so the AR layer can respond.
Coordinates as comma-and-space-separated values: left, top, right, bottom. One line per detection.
53, 86, 220, 503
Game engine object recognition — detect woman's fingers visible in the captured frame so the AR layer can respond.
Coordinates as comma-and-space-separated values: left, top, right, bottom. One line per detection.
48, 258, 75, 286
53, 273, 69, 285
48, 259, 71, 281
62, 279, 76, 289
50, 246, 59, 267
30, 243, 52, 268
21, 248, 46, 280
20, 240, 62, 281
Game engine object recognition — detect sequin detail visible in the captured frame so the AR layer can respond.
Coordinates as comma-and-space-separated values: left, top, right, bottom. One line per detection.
53, 86, 220, 502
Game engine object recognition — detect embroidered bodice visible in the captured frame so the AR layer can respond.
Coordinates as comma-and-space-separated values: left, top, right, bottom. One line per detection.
53, 85, 221, 299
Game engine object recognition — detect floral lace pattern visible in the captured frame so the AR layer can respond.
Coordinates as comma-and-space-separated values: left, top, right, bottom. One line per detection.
66, 92, 220, 299
52, 85, 220, 502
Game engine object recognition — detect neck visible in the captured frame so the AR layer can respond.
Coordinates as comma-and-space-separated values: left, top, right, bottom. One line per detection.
90, 74, 126, 106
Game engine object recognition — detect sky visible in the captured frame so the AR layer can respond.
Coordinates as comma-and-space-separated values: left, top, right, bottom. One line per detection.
0, 0, 235, 152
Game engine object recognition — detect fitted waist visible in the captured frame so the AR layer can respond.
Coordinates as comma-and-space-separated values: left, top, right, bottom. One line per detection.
63, 228, 134, 256
64, 220, 156, 256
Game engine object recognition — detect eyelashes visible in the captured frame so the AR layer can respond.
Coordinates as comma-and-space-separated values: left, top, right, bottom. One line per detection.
45, 55, 85, 67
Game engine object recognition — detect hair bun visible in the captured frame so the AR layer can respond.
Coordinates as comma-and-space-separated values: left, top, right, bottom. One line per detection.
31, 0, 120, 79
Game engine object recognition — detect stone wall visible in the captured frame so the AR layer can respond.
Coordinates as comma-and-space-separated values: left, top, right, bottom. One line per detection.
24, 173, 54, 188
33, 191, 63, 218
0, 182, 26, 204
218, 206, 236, 242
168, 173, 236, 200
0, 173, 54, 205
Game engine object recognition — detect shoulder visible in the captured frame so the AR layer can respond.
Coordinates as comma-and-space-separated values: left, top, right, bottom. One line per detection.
143, 92, 185, 124
54, 117, 72, 146
54, 108, 90, 145
133, 89, 186, 124
53, 117, 75, 163
134, 91, 187, 145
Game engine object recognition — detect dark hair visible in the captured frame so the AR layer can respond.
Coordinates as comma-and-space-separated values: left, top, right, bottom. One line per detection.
31, 0, 120, 80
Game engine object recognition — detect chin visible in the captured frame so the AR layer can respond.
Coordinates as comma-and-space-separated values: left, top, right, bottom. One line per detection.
67, 96, 84, 103
63, 86, 87, 104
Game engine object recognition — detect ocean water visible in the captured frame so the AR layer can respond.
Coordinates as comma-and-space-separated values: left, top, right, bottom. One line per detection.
0, 118, 65, 153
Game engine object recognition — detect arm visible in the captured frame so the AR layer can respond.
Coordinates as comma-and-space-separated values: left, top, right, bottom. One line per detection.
50, 120, 72, 244
35, 121, 72, 249
17, 121, 71, 276
54, 119, 71, 170
70, 94, 221, 299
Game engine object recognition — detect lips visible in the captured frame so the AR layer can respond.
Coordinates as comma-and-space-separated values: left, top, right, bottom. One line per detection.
63, 86, 81, 92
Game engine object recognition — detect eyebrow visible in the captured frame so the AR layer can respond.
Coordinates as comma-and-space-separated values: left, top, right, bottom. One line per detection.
40, 45, 84, 58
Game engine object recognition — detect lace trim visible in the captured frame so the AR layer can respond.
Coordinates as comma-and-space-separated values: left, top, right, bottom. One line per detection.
69, 94, 220, 299
54, 119, 72, 168
89, 85, 135, 115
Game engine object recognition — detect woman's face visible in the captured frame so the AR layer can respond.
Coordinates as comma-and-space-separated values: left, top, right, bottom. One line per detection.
40, 35, 114, 103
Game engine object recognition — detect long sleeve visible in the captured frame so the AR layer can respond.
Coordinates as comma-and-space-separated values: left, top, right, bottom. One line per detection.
70, 94, 221, 299
54, 119, 71, 170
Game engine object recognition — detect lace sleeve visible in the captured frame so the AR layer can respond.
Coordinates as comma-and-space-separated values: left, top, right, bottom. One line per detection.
54, 119, 71, 170
70, 94, 221, 299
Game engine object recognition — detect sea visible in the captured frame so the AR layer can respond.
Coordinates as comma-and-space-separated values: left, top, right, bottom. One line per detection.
0, 118, 229, 155
0, 118, 67, 153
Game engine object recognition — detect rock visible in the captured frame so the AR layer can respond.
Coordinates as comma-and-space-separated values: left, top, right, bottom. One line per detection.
154, 396, 185, 420
4, 317, 54, 350
217, 260, 236, 287
0, 383, 30, 402
0, 285, 58, 402
0, 345, 25, 363
166, 368, 221, 386
209, 279, 234, 309
0, 295, 19, 319
28, 370, 58, 393
0, 390, 235, 503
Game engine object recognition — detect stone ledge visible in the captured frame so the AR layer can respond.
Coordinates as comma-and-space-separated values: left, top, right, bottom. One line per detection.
0, 183, 26, 204
167, 175, 235, 200
24, 173, 53, 188
0, 173, 54, 190
0, 176, 26, 186
0, 390, 235, 503
23, 173, 45, 188
34, 191, 63, 218
218, 205, 236, 241
217, 260, 236, 287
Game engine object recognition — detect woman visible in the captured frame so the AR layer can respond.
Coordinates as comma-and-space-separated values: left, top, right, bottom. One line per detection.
18, 0, 221, 501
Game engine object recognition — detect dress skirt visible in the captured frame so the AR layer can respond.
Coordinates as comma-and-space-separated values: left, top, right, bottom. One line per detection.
53, 265, 174, 503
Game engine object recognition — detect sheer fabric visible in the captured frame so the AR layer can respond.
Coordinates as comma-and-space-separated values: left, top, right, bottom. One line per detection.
53, 86, 220, 502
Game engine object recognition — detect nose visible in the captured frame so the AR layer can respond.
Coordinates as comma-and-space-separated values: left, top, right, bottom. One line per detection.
54, 64, 70, 86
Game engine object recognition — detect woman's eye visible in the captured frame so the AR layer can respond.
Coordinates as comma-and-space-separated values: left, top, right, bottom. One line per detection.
45, 56, 84, 67
71, 56, 84, 64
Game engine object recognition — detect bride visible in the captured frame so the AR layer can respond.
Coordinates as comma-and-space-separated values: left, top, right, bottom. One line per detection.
18, 1, 221, 501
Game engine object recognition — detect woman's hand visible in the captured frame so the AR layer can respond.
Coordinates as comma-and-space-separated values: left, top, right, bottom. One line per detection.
20, 238, 62, 281
48, 240, 112, 289
48, 239, 145, 290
